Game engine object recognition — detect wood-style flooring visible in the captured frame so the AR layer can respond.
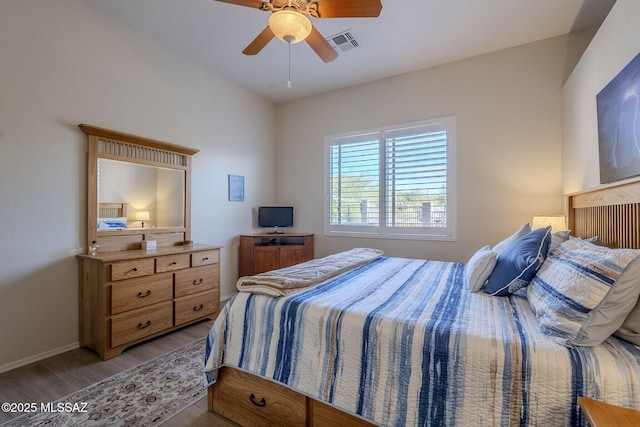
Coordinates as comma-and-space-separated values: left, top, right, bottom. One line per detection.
0, 319, 237, 426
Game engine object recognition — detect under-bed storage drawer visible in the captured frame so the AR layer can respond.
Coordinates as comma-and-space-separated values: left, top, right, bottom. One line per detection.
211, 367, 306, 426
111, 302, 173, 347
311, 400, 376, 427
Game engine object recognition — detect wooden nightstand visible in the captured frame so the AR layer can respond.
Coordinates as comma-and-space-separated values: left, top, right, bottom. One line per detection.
578, 397, 640, 426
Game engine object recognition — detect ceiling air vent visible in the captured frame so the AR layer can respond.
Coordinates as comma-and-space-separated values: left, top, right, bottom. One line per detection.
327, 30, 360, 53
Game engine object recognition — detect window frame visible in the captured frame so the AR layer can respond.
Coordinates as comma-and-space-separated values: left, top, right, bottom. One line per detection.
324, 117, 456, 241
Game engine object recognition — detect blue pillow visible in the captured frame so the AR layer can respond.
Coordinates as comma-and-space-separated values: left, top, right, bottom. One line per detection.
484, 226, 551, 296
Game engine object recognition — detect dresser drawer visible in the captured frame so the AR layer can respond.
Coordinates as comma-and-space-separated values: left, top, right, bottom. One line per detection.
111, 258, 154, 281
192, 249, 219, 267
111, 302, 173, 347
156, 253, 190, 273
211, 367, 306, 426
174, 290, 218, 326
110, 273, 173, 314
174, 265, 219, 298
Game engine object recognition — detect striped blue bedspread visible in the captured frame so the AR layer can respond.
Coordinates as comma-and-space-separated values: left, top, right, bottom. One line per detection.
204, 256, 640, 426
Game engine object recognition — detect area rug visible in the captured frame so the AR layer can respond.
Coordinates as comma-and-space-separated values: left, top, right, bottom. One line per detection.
2, 338, 206, 427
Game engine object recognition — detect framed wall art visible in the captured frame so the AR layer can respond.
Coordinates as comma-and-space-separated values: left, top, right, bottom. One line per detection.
596, 51, 640, 184
228, 174, 244, 201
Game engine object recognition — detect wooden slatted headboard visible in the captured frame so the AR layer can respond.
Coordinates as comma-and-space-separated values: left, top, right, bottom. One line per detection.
567, 178, 640, 249
99, 202, 128, 219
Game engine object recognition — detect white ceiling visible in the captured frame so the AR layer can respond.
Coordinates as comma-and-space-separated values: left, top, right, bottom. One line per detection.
81, 0, 616, 104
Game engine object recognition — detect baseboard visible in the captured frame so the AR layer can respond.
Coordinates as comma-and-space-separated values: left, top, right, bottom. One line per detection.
0, 342, 79, 374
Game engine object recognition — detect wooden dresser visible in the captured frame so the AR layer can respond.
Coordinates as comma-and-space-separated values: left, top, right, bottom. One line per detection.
78, 244, 220, 360
78, 125, 222, 360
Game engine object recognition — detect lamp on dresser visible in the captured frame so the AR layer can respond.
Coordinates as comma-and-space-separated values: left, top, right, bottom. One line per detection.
135, 210, 150, 228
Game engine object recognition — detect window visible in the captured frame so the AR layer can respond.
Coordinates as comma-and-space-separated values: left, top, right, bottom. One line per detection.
324, 117, 455, 240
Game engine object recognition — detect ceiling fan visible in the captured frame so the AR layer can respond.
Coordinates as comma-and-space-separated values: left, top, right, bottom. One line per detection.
216, 0, 383, 63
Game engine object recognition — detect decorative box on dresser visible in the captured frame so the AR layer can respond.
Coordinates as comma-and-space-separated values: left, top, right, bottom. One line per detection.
78, 124, 220, 360
78, 245, 220, 359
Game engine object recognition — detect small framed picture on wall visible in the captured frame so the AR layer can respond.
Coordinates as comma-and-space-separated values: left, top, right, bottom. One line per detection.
228, 174, 244, 201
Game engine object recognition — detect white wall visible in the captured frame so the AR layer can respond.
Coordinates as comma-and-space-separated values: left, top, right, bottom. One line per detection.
276, 33, 591, 262
563, 0, 640, 194
0, 0, 276, 370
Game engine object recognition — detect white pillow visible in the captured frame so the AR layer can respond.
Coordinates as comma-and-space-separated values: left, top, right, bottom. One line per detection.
527, 238, 640, 347
464, 246, 497, 292
615, 297, 640, 345
492, 223, 531, 255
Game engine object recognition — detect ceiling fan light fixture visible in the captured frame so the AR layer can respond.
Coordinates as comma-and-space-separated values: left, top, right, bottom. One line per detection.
268, 10, 312, 44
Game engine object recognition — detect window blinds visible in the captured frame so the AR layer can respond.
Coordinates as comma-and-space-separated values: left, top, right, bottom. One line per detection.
326, 117, 454, 239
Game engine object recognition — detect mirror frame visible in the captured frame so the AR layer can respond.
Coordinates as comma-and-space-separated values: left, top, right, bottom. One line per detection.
81, 124, 199, 252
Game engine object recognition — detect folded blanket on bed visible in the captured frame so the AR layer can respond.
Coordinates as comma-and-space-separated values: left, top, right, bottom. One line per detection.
236, 247, 384, 297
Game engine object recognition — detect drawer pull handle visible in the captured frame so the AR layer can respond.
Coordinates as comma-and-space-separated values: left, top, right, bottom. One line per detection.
249, 393, 266, 407
138, 290, 152, 298
202, 257, 209, 261
132, 267, 138, 272
192, 278, 204, 286
193, 304, 204, 312
171, 261, 177, 265
137, 320, 151, 329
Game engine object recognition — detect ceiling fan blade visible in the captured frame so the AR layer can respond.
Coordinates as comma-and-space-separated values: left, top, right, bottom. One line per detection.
242, 26, 275, 55
216, 0, 265, 9
306, 26, 338, 63
314, 0, 382, 18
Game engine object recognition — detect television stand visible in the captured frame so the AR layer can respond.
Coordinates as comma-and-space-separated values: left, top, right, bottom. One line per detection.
239, 233, 314, 276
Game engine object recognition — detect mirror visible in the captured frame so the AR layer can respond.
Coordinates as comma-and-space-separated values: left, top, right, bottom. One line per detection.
98, 159, 185, 229
82, 123, 198, 252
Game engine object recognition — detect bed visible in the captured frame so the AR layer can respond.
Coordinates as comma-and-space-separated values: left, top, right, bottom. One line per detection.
204, 178, 640, 426
97, 202, 128, 230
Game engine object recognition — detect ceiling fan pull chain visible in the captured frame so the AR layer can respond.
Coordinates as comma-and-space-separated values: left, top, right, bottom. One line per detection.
287, 38, 293, 88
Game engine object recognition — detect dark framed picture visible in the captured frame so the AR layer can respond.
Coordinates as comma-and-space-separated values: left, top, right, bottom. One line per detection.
596, 51, 640, 184
228, 174, 244, 201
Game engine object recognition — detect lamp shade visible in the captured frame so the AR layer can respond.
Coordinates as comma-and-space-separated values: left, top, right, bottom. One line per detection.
268, 10, 312, 44
135, 211, 150, 221
532, 215, 567, 232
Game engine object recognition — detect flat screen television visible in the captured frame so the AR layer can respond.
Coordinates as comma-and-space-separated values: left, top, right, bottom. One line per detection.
258, 206, 293, 233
